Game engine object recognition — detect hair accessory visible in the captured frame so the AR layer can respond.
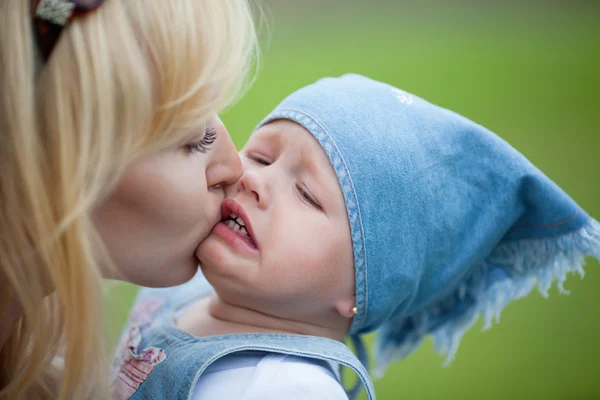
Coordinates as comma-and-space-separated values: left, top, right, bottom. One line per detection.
31, 0, 105, 63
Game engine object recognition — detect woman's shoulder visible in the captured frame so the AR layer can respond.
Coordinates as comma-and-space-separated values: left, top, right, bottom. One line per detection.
192, 352, 347, 400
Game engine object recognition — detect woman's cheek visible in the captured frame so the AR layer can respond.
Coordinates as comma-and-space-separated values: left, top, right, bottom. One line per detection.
143, 163, 210, 227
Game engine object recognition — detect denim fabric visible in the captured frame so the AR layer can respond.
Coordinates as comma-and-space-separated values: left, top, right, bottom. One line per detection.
112, 271, 375, 400
257, 74, 600, 374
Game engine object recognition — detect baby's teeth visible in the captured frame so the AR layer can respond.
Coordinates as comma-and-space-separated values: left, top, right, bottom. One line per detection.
232, 224, 241, 233
240, 227, 248, 236
230, 213, 238, 219
236, 218, 245, 227
226, 220, 236, 229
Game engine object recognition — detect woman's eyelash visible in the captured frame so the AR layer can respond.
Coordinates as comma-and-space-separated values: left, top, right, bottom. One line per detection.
187, 126, 218, 154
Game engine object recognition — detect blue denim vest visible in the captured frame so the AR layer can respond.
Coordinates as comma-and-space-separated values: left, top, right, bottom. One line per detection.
112, 270, 375, 400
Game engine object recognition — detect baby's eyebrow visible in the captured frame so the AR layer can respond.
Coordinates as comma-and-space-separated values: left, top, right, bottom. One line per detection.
299, 146, 318, 174
299, 146, 335, 194
250, 129, 283, 153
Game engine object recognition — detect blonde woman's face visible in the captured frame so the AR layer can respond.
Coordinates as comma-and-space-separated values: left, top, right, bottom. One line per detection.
93, 116, 242, 287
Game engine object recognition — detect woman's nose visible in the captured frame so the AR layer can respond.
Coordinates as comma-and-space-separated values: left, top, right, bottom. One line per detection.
205, 119, 243, 188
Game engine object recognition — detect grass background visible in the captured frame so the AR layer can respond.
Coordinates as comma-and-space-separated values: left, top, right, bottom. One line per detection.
106, 2, 600, 399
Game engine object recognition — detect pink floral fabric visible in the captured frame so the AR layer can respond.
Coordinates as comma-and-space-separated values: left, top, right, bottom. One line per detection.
112, 298, 166, 400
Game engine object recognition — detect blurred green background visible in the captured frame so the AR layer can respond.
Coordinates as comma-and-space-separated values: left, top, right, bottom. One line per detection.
106, 1, 600, 399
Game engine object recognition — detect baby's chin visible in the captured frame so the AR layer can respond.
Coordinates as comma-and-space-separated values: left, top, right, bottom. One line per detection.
194, 228, 216, 258
195, 246, 212, 269
194, 240, 228, 278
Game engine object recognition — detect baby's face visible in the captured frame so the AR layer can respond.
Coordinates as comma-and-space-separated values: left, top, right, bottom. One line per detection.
196, 120, 356, 325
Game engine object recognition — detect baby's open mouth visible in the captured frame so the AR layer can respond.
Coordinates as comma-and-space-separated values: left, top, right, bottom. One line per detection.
222, 213, 257, 249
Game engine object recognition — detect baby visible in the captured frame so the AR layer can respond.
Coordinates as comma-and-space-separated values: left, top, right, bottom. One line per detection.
112, 75, 600, 400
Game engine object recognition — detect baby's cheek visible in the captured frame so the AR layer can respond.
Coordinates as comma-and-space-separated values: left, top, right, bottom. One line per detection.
321, 238, 354, 283
275, 251, 328, 288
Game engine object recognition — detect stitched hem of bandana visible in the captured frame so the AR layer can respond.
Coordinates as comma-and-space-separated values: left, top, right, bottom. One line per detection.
111, 297, 166, 400
373, 217, 600, 377
257, 110, 369, 334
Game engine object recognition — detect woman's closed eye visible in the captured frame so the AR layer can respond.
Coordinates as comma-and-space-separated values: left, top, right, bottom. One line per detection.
297, 183, 322, 210
187, 125, 218, 154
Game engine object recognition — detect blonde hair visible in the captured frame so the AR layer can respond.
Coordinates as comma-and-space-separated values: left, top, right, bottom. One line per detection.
0, 0, 258, 398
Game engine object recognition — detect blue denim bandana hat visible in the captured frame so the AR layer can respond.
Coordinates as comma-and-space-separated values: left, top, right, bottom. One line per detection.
256, 74, 600, 376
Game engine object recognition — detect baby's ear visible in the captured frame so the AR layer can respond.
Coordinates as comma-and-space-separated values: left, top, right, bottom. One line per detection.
335, 296, 356, 319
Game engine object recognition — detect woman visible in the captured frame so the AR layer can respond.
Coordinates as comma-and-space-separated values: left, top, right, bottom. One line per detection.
0, 0, 259, 398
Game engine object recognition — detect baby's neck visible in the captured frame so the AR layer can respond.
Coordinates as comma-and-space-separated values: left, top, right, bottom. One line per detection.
176, 295, 346, 342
